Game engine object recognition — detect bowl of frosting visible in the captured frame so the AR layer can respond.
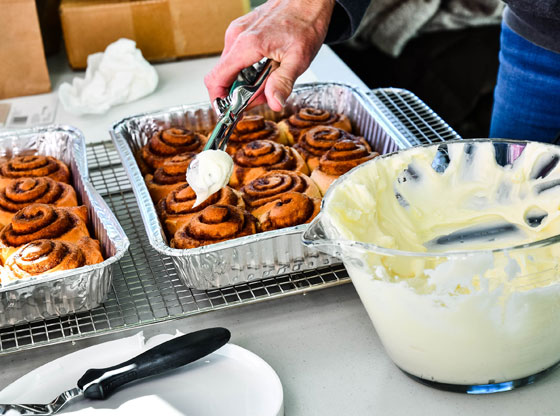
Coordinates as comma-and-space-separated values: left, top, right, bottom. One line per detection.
303, 139, 560, 393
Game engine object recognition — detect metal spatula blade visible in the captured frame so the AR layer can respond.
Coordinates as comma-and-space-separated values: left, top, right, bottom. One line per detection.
0, 327, 231, 415
0, 388, 83, 415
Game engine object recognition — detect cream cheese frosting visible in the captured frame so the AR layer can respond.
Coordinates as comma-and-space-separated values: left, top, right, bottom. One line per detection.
186, 150, 234, 207
318, 141, 560, 385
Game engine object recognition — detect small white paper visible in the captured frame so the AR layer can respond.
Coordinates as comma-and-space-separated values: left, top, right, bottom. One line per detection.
6, 94, 57, 128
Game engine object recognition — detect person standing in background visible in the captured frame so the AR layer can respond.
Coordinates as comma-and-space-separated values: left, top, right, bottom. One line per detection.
490, 2, 560, 142
205, 0, 560, 142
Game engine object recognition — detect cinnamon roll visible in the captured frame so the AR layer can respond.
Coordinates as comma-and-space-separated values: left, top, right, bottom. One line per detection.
0, 156, 70, 188
3, 237, 104, 282
229, 140, 308, 188
240, 170, 321, 210
0, 178, 78, 227
251, 192, 321, 231
171, 204, 259, 249
225, 115, 283, 155
140, 128, 206, 173
0, 204, 90, 263
145, 153, 195, 202
157, 183, 244, 235
278, 107, 352, 144
311, 139, 379, 195
294, 126, 371, 171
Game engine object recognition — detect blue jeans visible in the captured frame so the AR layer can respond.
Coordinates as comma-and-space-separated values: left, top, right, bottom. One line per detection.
490, 22, 560, 143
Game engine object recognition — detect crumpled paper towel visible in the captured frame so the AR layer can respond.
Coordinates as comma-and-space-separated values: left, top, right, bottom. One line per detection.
58, 38, 158, 115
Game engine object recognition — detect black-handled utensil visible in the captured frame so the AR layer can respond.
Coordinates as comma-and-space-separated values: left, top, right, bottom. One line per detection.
0, 327, 231, 415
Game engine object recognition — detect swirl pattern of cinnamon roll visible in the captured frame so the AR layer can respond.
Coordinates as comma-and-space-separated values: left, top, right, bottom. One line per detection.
278, 107, 352, 144
3, 237, 104, 281
171, 204, 259, 249
0, 178, 78, 227
230, 140, 309, 188
241, 170, 321, 209
140, 128, 206, 172
0, 204, 90, 263
0, 156, 70, 188
294, 126, 371, 171
158, 183, 245, 235
252, 192, 321, 231
311, 139, 379, 195
145, 153, 195, 202
226, 115, 283, 155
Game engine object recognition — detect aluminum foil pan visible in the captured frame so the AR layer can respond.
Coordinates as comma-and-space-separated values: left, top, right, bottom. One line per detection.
0, 126, 129, 327
111, 82, 408, 290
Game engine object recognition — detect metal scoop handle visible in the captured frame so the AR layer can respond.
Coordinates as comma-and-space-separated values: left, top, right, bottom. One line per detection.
205, 58, 278, 152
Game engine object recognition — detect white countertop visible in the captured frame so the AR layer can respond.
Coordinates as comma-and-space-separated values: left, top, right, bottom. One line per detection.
1, 46, 560, 415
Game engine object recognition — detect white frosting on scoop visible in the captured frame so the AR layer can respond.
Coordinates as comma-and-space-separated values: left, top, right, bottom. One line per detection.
186, 150, 233, 207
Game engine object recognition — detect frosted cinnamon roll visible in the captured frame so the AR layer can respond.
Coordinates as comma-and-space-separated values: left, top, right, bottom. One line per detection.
278, 107, 352, 144
225, 115, 283, 155
0, 204, 90, 263
140, 127, 206, 173
157, 183, 244, 236
311, 139, 379, 195
171, 204, 259, 249
294, 126, 371, 171
240, 170, 321, 210
145, 153, 195, 202
0, 178, 78, 227
0, 155, 70, 188
252, 192, 321, 231
229, 140, 308, 188
3, 237, 104, 282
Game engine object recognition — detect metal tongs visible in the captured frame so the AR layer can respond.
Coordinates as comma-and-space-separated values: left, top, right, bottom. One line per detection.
205, 58, 278, 152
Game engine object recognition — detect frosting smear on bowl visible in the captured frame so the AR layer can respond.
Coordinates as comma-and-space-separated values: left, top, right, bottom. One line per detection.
325, 141, 560, 253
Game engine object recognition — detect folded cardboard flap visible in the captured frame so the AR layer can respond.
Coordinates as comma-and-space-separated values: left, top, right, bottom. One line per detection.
0, 0, 51, 99
60, 0, 250, 69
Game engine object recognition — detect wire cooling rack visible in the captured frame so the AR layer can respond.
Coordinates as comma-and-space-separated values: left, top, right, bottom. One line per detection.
368, 88, 462, 145
0, 88, 460, 355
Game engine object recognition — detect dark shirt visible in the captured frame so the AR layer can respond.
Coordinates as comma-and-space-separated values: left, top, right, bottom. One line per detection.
503, 1, 560, 53
327, 0, 560, 54
325, 0, 370, 43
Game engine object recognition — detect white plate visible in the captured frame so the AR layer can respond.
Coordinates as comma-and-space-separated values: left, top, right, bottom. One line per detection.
0, 332, 284, 416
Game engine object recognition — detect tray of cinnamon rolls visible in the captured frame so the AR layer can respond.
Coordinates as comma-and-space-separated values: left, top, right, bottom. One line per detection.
0, 126, 129, 327
111, 82, 407, 290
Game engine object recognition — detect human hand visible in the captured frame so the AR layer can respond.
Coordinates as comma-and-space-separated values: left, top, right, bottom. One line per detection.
205, 0, 336, 112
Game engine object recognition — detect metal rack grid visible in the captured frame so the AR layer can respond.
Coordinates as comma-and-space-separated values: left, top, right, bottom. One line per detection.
368, 88, 462, 145
0, 88, 459, 355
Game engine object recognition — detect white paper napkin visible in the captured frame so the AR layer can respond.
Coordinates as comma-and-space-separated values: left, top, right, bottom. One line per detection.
58, 38, 158, 115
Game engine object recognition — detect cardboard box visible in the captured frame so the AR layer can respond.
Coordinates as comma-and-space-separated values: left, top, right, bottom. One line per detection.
0, 0, 51, 99
60, 0, 251, 69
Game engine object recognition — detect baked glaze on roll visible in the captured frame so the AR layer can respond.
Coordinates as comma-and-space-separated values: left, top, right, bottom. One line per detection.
3, 237, 104, 282
145, 153, 195, 202
140, 127, 206, 173
225, 115, 283, 155
157, 183, 244, 236
278, 107, 352, 145
171, 204, 259, 249
294, 126, 371, 171
0, 204, 90, 263
230, 140, 308, 188
240, 170, 321, 210
0, 178, 78, 227
311, 139, 379, 195
0, 155, 70, 188
251, 192, 321, 231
